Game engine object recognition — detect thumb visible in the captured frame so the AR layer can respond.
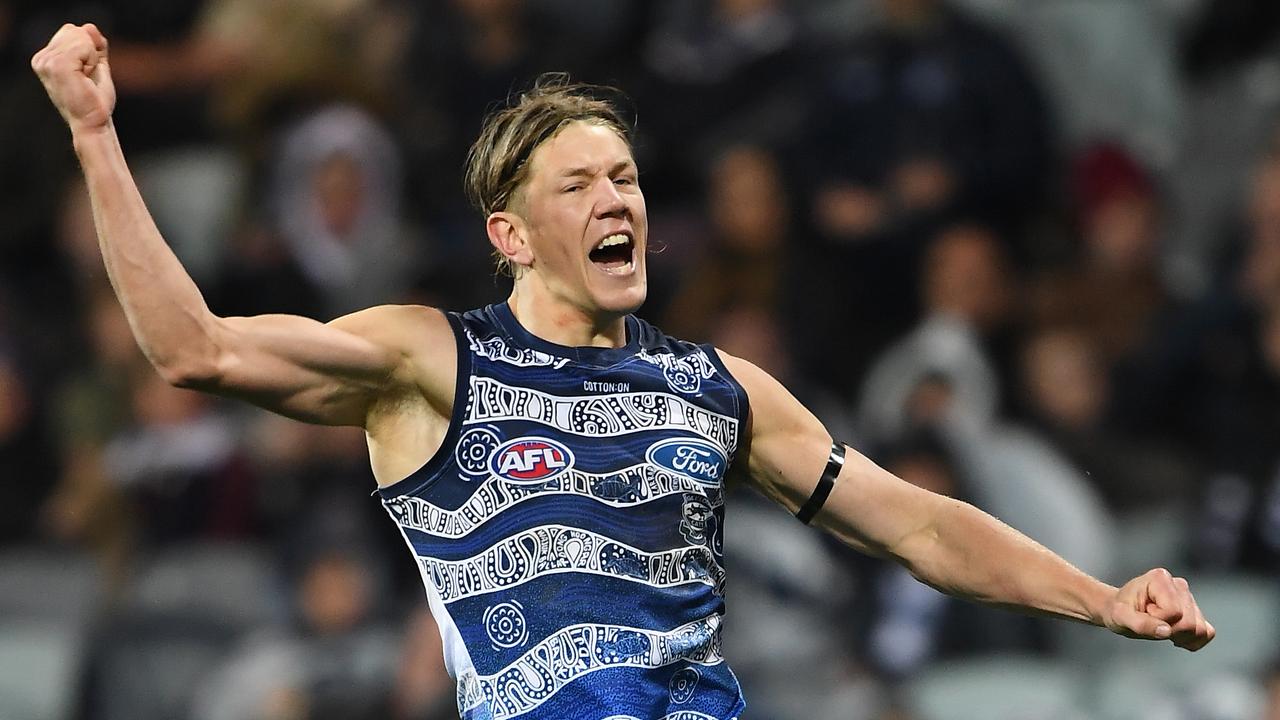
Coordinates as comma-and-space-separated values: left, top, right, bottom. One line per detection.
1110, 603, 1172, 641
90, 55, 114, 94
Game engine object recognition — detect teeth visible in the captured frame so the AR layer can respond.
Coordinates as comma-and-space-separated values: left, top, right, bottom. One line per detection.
595, 234, 630, 250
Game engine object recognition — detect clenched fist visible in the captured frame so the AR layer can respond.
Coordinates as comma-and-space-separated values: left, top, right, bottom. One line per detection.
1101, 568, 1216, 651
31, 23, 116, 135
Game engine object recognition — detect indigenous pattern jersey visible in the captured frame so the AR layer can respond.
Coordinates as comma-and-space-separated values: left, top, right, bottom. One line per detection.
379, 303, 750, 720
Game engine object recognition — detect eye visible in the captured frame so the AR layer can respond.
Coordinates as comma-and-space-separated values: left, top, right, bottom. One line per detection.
614, 176, 636, 186
562, 184, 583, 194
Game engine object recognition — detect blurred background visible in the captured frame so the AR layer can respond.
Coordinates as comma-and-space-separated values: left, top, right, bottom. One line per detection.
1, 0, 1279, 718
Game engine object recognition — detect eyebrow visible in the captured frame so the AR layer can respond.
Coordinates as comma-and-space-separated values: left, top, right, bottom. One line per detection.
559, 159, 635, 178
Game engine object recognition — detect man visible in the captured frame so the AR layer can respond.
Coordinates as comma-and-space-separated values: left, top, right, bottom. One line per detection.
32, 23, 1213, 720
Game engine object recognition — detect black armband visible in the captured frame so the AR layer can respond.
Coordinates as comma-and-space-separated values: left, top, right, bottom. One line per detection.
795, 441, 846, 525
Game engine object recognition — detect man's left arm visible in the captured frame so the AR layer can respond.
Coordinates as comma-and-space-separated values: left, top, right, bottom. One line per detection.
718, 351, 1215, 651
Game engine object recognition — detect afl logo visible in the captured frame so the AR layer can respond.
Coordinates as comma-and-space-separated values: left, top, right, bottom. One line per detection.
489, 437, 575, 483
646, 438, 726, 485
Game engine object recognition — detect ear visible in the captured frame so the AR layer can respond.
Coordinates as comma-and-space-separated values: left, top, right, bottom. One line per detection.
487, 211, 534, 270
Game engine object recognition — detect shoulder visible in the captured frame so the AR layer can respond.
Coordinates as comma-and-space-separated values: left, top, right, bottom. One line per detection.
327, 303, 451, 341
713, 349, 820, 436
712, 349, 772, 396
631, 314, 702, 357
329, 304, 458, 398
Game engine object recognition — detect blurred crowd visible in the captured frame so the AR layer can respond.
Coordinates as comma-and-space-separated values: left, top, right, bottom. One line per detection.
2, 0, 1280, 719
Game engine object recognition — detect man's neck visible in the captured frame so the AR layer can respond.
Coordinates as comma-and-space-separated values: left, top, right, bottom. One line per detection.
507, 289, 628, 349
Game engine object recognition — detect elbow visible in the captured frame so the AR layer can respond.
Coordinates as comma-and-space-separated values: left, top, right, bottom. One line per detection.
152, 316, 228, 390
155, 356, 221, 390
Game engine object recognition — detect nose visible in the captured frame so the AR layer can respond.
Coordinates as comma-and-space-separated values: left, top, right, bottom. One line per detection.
594, 180, 628, 219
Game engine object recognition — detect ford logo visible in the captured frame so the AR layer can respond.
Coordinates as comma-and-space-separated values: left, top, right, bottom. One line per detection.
489, 437, 575, 483
646, 438, 726, 485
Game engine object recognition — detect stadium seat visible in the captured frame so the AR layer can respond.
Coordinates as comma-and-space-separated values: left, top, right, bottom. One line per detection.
74, 609, 242, 720
124, 541, 280, 629
0, 546, 103, 624
904, 655, 1093, 720
1092, 660, 1265, 720
0, 620, 83, 720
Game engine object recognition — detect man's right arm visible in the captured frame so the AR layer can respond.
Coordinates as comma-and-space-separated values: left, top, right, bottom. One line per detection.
34, 23, 448, 428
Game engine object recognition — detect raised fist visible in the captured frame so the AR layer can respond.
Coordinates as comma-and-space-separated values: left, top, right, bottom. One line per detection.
1102, 568, 1215, 651
30, 23, 116, 134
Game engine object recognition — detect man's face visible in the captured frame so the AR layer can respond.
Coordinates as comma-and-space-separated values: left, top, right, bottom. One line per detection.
511, 121, 647, 317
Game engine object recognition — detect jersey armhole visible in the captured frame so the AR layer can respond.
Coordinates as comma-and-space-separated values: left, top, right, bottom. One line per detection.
701, 344, 752, 467
377, 311, 471, 499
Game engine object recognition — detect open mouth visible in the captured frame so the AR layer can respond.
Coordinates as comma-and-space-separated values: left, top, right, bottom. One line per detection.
589, 233, 635, 274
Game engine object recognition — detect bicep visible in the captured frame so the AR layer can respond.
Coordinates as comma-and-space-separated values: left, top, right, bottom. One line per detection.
197, 305, 447, 427
722, 351, 946, 558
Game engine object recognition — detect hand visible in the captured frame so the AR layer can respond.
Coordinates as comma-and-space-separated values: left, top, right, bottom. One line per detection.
1101, 568, 1215, 651
30, 23, 117, 135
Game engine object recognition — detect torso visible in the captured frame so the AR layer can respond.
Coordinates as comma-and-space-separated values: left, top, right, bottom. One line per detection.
376, 302, 750, 720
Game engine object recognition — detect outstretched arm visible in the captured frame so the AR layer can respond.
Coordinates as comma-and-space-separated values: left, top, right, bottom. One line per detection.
719, 350, 1215, 651
31, 24, 451, 428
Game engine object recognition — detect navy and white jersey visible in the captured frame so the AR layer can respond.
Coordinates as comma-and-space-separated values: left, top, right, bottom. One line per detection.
378, 302, 750, 720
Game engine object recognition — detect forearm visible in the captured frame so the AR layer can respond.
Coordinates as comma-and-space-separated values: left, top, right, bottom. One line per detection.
73, 123, 219, 383
898, 497, 1116, 626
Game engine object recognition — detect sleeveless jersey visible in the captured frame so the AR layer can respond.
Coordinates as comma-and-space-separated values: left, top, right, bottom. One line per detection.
378, 302, 750, 720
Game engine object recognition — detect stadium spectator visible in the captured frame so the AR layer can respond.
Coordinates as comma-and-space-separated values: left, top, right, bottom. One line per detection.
192, 507, 399, 720
0, 339, 58, 542
1031, 142, 1172, 367
661, 145, 790, 341
848, 432, 1043, 681
42, 289, 142, 586
637, 0, 805, 202
1018, 324, 1195, 515
1140, 134, 1280, 573
789, 0, 1050, 394
856, 222, 1014, 443
399, 0, 570, 221
801, 0, 1051, 239
377, 606, 455, 720
266, 105, 422, 318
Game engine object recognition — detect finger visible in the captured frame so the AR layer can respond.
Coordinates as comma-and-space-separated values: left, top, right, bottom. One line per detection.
41, 26, 95, 69
1170, 611, 1204, 649
51, 23, 81, 48
31, 47, 82, 80
1144, 601, 1182, 624
1142, 568, 1184, 624
90, 56, 114, 94
1168, 577, 1198, 635
1165, 579, 1211, 651
1173, 586, 1214, 652
1112, 603, 1171, 640
82, 23, 108, 54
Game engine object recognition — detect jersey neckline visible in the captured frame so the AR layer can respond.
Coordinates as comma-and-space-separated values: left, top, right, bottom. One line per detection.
490, 301, 643, 365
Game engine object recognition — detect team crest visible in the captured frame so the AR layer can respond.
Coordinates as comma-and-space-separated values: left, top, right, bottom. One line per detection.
488, 437, 575, 483
679, 494, 716, 545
